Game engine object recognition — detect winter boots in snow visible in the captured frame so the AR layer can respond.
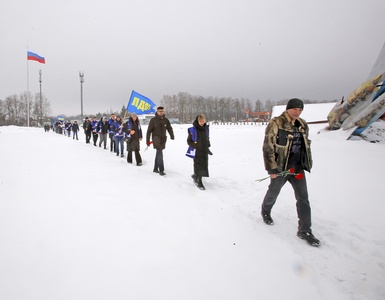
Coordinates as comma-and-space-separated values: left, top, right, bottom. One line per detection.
261, 212, 274, 225
297, 231, 321, 247
197, 178, 205, 190
191, 174, 198, 186
192, 174, 205, 190
261, 210, 320, 247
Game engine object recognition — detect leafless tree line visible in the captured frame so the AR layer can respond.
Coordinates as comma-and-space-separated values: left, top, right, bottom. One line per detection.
159, 92, 270, 123
0, 90, 336, 126
159, 92, 337, 123
0, 92, 51, 126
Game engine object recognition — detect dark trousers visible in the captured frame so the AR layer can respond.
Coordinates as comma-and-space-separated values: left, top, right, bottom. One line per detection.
109, 134, 115, 152
92, 132, 98, 145
154, 149, 164, 172
127, 150, 142, 165
85, 132, 91, 143
261, 174, 312, 233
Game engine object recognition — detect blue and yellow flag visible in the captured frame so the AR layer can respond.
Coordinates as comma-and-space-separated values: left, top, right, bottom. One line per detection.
127, 90, 157, 115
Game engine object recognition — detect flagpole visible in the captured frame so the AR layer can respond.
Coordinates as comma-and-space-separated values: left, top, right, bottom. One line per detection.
26, 48, 30, 127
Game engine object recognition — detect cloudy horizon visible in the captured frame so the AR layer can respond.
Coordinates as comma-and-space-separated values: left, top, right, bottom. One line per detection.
1, 0, 384, 116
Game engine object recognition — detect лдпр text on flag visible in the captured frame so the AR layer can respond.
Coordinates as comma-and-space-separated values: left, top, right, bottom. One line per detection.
127, 90, 156, 115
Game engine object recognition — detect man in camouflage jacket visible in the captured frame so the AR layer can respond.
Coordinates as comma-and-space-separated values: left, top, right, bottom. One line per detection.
261, 98, 320, 247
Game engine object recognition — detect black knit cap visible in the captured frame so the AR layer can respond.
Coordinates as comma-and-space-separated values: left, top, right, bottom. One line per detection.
286, 98, 304, 110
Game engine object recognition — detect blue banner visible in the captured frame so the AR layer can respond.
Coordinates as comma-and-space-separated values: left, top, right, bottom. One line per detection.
127, 90, 157, 115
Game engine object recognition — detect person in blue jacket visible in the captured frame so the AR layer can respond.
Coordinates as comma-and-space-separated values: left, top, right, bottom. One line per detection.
108, 113, 116, 152
124, 112, 143, 166
112, 115, 125, 157
64, 120, 72, 137
90, 116, 99, 146
187, 114, 211, 190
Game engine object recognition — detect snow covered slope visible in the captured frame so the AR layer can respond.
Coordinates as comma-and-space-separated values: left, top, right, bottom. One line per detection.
0, 124, 384, 299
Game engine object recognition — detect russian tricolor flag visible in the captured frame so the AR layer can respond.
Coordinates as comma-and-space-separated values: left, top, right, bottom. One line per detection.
27, 51, 45, 64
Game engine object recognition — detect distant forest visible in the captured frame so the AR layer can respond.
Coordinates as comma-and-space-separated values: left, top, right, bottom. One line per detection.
158, 92, 337, 123
0, 91, 337, 126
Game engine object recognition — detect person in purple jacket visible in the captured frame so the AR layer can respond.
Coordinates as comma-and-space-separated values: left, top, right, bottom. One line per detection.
64, 120, 72, 137
112, 116, 125, 157
108, 113, 116, 152
90, 116, 99, 146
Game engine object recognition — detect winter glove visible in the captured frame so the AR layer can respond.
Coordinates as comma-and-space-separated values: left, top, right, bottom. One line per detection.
208, 149, 213, 155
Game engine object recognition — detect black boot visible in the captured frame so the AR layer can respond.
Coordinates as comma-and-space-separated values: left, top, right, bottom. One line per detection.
197, 176, 205, 190
261, 211, 274, 225
297, 231, 321, 247
191, 174, 199, 186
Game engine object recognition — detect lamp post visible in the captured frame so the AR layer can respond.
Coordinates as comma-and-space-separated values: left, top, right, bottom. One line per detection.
39, 69, 42, 126
79, 71, 84, 120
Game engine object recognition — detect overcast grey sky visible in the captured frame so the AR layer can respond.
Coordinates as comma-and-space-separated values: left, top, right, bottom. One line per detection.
1, 0, 384, 116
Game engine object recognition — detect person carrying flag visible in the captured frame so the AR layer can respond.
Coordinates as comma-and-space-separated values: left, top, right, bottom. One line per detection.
124, 112, 143, 166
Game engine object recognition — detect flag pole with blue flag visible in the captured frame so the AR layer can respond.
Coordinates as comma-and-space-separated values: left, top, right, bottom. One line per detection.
127, 90, 157, 115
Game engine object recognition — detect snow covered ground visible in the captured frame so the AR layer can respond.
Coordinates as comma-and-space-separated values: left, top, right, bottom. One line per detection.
0, 122, 384, 300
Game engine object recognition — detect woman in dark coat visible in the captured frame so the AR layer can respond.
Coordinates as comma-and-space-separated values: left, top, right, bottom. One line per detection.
124, 113, 143, 166
187, 114, 211, 190
83, 117, 92, 144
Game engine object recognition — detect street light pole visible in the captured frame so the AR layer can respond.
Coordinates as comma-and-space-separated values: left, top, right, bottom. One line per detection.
39, 69, 42, 126
79, 71, 84, 120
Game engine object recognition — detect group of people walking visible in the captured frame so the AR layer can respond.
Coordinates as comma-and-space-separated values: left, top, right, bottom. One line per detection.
53, 119, 80, 137
81, 113, 144, 165
70, 107, 211, 190
50, 99, 321, 247
53, 107, 212, 192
